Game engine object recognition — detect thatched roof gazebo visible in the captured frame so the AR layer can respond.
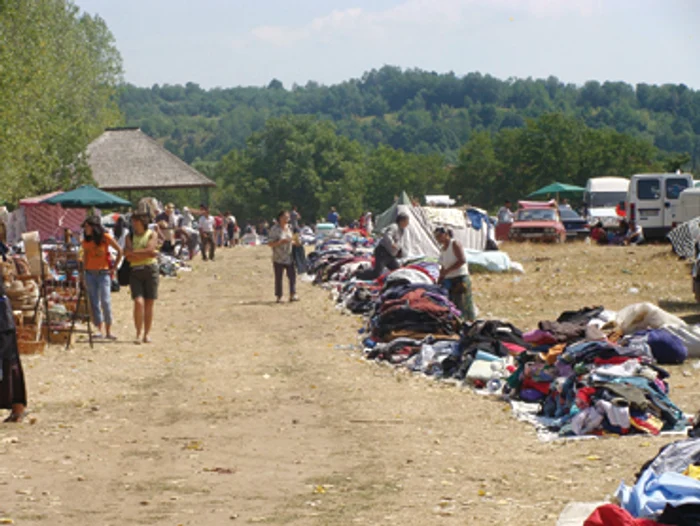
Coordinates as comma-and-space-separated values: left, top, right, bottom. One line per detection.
86, 127, 215, 198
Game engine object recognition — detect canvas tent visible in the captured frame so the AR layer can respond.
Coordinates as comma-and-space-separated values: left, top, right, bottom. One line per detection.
423, 206, 495, 252
11, 192, 86, 243
86, 128, 216, 193
374, 191, 440, 258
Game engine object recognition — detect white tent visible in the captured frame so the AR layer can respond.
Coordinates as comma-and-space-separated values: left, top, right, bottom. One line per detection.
423, 206, 495, 251
375, 193, 440, 258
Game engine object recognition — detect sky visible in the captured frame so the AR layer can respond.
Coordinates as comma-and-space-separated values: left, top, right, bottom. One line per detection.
76, 0, 700, 90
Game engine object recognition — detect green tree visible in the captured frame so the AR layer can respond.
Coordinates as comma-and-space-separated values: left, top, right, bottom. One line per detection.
0, 0, 123, 202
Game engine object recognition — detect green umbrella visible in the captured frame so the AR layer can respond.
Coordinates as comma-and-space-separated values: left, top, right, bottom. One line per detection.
527, 182, 585, 199
42, 185, 132, 209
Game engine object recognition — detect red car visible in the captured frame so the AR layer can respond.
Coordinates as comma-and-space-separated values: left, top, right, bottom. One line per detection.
508, 200, 567, 243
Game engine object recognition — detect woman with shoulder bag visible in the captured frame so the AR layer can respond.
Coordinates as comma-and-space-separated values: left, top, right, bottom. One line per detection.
82, 216, 123, 340
124, 213, 159, 344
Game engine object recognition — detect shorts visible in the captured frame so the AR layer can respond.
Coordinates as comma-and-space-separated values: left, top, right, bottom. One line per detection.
130, 264, 159, 300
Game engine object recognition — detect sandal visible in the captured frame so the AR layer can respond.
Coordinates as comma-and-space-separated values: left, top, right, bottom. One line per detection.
93, 333, 104, 340
290, 296, 300, 302
4, 412, 25, 423
143, 336, 152, 344
105, 335, 118, 341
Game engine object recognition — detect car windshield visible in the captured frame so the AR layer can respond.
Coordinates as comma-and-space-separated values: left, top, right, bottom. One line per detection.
559, 208, 581, 220
516, 209, 556, 222
588, 192, 628, 208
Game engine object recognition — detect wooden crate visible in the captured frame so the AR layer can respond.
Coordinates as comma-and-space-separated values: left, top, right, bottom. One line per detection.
42, 327, 72, 345
18, 340, 46, 355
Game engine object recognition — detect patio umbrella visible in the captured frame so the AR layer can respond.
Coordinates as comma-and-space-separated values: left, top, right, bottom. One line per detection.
42, 185, 131, 209
527, 182, 585, 200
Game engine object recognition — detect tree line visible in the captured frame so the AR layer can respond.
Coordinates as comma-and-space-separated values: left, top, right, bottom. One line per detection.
120, 66, 700, 171
211, 113, 678, 224
0, 0, 123, 203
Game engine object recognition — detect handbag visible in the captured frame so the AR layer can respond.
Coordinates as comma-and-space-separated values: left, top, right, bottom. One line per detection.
117, 260, 131, 286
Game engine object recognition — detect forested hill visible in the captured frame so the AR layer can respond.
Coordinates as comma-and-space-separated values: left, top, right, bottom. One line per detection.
119, 66, 700, 168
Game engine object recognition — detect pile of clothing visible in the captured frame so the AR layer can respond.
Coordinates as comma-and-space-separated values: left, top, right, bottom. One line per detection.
502, 305, 690, 438
360, 302, 692, 440
157, 252, 190, 277
583, 427, 700, 526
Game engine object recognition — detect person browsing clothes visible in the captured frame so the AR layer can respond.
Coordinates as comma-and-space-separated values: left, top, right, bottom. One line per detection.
435, 227, 476, 322
364, 212, 409, 279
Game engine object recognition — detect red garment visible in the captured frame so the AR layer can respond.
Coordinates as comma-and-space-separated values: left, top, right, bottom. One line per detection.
584, 504, 657, 526
521, 377, 551, 395
503, 342, 527, 355
214, 216, 224, 228
591, 227, 606, 242
380, 289, 451, 317
576, 386, 597, 408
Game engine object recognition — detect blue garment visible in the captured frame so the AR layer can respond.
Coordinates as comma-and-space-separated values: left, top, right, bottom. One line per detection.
466, 209, 484, 231
617, 470, 700, 518
327, 212, 339, 226
85, 270, 113, 326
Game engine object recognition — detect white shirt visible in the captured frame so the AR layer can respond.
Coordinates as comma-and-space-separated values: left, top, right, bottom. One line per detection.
199, 215, 215, 233
439, 240, 469, 278
497, 207, 514, 224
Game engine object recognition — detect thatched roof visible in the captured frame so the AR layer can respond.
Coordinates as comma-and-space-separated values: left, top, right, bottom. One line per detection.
87, 128, 216, 191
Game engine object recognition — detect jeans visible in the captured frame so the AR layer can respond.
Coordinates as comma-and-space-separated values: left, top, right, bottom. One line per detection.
201, 232, 215, 261
85, 270, 112, 326
273, 262, 296, 299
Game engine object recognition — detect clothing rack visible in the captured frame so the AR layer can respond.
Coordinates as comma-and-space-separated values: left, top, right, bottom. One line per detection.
40, 242, 93, 350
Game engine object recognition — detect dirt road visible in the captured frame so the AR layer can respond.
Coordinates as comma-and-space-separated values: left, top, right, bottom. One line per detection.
1, 245, 697, 525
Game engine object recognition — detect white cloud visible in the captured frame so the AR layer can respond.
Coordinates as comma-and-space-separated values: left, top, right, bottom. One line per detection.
250, 0, 601, 47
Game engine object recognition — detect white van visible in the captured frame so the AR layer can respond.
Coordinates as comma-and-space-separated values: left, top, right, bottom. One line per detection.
626, 173, 694, 239
584, 176, 630, 226
677, 187, 700, 224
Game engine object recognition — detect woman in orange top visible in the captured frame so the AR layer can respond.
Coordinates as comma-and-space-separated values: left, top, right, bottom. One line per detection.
82, 216, 123, 340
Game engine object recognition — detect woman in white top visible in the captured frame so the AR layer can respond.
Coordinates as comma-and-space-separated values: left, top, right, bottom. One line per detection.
435, 227, 475, 322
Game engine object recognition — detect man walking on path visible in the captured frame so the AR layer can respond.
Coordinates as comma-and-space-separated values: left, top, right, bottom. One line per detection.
198, 205, 216, 262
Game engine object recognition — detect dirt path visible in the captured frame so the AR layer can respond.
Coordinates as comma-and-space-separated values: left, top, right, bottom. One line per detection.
0, 246, 696, 525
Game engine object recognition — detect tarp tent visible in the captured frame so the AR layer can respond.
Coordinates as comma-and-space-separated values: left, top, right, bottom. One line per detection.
423, 206, 495, 252
15, 192, 86, 242
374, 191, 440, 258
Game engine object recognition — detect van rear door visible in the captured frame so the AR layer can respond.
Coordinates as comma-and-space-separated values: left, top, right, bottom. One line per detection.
664, 177, 691, 227
635, 177, 663, 230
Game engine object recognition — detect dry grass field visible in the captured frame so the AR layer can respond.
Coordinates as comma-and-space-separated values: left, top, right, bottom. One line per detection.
0, 242, 697, 525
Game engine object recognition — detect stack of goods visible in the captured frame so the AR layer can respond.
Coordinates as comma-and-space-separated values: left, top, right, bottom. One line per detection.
368, 278, 461, 343
2, 255, 44, 354
157, 253, 191, 277
583, 427, 700, 526
307, 237, 377, 314
505, 305, 689, 438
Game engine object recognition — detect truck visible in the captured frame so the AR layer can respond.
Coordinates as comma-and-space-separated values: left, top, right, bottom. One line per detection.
584, 176, 630, 227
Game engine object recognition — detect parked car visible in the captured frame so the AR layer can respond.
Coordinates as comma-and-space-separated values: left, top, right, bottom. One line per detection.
559, 205, 589, 240
508, 200, 567, 243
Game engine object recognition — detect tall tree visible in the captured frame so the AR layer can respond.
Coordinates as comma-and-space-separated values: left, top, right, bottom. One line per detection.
0, 0, 123, 202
